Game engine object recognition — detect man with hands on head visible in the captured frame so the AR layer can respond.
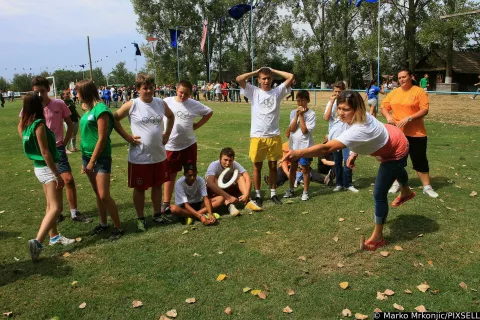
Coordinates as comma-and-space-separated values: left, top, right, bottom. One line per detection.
236, 67, 294, 207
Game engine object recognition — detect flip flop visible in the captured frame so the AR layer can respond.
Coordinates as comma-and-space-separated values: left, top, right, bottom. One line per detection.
391, 191, 416, 207
361, 238, 386, 251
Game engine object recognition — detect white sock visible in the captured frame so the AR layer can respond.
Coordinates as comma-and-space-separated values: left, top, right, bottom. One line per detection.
70, 209, 78, 218
303, 190, 308, 195
255, 190, 261, 198
270, 189, 276, 197
424, 184, 432, 189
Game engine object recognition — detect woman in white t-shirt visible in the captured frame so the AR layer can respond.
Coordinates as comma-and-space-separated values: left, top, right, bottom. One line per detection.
282, 91, 416, 251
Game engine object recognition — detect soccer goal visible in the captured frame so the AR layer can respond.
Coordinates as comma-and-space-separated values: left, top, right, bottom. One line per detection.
46, 76, 57, 99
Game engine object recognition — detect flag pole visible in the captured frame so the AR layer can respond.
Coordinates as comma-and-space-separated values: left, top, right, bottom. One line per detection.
250, 2, 254, 84
176, 26, 180, 82
207, 19, 211, 82
377, 0, 381, 85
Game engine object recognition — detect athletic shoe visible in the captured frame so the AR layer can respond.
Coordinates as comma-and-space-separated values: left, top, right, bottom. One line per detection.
56, 213, 65, 224
253, 197, 263, 208
283, 189, 294, 198
324, 169, 335, 186
347, 186, 359, 193
228, 204, 240, 216
109, 228, 124, 240
270, 195, 283, 205
388, 181, 400, 194
185, 217, 194, 225
49, 235, 75, 246
72, 213, 93, 223
137, 219, 147, 232
160, 202, 171, 214
301, 193, 310, 201
28, 239, 44, 262
423, 186, 439, 198
91, 224, 109, 236
333, 186, 343, 192
153, 213, 173, 225
294, 180, 299, 188
245, 200, 262, 211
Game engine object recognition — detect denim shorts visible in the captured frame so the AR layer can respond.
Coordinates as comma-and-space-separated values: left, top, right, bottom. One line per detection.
57, 145, 72, 174
81, 155, 112, 174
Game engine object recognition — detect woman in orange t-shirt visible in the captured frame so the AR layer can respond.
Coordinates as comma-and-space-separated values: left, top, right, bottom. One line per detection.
381, 68, 438, 198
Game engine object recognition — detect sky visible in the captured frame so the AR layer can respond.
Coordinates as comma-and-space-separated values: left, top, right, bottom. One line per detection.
0, 0, 146, 81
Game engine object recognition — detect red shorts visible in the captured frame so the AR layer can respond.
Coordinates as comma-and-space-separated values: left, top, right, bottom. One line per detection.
207, 183, 241, 199
166, 143, 197, 173
128, 160, 169, 190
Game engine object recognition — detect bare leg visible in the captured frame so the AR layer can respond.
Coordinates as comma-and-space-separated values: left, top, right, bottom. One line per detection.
95, 173, 121, 229
197, 196, 224, 215
288, 162, 298, 189
61, 171, 78, 211
268, 161, 277, 189
36, 182, 63, 243
236, 176, 251, 204
133, 188, 145, 218
253, 162, 263, 191
86, 172, 108, 224
151, 186, 163, 213
367, 224, 384, 242
302, 166, 310, 193
163, 172, 177, 203
416, 171, 431, 186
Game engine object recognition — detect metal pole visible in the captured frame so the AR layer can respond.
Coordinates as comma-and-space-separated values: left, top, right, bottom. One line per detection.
153, 53, 157, 89
87, 36, 93, 80
207, 24, 210, 82
250, 2, 254, 84
377, 0, 381, 85
176, 26, 180, 82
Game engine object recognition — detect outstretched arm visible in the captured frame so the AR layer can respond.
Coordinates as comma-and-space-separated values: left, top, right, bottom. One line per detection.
236, 69, 260, 89
282, 140, 346, 163
271, 68, 294, 88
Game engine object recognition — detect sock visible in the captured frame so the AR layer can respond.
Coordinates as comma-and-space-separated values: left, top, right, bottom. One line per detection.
255, 190, 261, 198
270, 189, 276, 198
70, 209, 78, 218
100, 223, 108, 227
424, 184, 432, 189
303, 190, 308, 195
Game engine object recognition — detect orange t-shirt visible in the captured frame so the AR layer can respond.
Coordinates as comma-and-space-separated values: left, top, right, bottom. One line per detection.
381, 86, 429, 137
282, 141, 291, 166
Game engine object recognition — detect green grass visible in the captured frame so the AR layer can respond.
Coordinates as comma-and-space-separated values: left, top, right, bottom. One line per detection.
0, 99, 479, 319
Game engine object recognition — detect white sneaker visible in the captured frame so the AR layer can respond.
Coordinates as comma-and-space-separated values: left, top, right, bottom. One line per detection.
228, 204, 240, 216
347, 186, 359, 193
301, 193, 309, 201
388, 181, 400, 193
423, 186, 439, 198
333, 186, 343, 192
283, 189, 294, 198
293, 180, 299, 188
49, 235, 75, 246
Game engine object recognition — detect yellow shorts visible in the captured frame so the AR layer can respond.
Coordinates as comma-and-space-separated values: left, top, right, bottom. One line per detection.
249, 136, 283, 163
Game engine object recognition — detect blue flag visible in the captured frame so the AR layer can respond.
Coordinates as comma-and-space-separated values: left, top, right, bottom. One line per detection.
132, 43, 141, 56
169, 29, 182, 48
355, 0, 377, 7
228, 4, 253, 20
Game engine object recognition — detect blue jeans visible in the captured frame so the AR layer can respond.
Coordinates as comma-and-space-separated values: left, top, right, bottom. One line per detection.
333, 148, 352, 188
373, 157, 409, 224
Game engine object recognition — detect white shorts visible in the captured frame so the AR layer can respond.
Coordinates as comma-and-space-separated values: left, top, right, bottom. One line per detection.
34, 166, 57, 184
367, 98, 378, 106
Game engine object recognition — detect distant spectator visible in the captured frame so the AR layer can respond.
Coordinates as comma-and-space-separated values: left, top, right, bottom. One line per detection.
471, 74, 480, 99
419, 74, 429, 91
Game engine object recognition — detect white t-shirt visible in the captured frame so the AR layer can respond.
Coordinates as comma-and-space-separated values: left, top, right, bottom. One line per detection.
163, 97, 212, 151
128, 97, 167, 164
205, 160, 246, 179
324, 100, 347, 141
289, 109, 316, 150
335, 113, 389, 155
243, 82, 291, 138
175, 176, 207, 205
214, 83, 222, 94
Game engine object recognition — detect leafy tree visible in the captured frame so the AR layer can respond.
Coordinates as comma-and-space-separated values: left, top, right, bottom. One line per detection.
0, 77, 10, 92
109, 62, 136, 86
12, 73, 33, 92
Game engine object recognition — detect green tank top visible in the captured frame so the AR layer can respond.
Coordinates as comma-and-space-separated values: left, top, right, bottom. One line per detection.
22, 119, 60, 168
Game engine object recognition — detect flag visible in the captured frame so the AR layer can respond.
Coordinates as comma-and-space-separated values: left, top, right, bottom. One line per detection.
228, 3, 253, 20
169, 29, 182, 48
355, 0, 377, 6
80, 64, 85, 68
148, 37, 159, 54
132, 43, 141, 55
201, 19, 208, 52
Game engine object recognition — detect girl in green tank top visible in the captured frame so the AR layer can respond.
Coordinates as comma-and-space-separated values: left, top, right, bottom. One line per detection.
18, 92, 75, 262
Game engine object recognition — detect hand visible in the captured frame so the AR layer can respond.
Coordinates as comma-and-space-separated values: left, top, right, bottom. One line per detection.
193, 122, 199, 130
279, 150, 299, 165
238, 194, 248, 204
346, 155, 356, 169
200, 215, 209, 225
227, 196, 239, 205
396, 117, 410, 129
330, 93, 337, 102
55, 176, 65, 190
85, 162, 94, 173
129, 135, 141, 145
386, 116, 395, 125
81, 165, 86, 174
162, 133, 170, 145
285, 128, 291, 138
207, 213, 216, 224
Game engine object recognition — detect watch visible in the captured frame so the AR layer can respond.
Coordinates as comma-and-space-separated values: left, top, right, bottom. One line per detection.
407, 116, 412, 122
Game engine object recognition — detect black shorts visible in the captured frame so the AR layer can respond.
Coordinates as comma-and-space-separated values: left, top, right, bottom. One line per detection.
406, 136, 429, 173
180, 201, 203, 211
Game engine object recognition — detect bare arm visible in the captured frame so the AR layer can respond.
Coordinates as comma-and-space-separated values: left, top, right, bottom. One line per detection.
288, 112, 299, 133
63, 117, 73, 146
17, 119, 23, 139
271, 68, 295, 88
85, 113, 109, 172
323, 97, 336, 121
193, 110, 213, 130
282, 140, 346, 162
298, 111, 308, 135
236, 69, 260, 89
163, 103, 175, 145
321, 158, 335, 167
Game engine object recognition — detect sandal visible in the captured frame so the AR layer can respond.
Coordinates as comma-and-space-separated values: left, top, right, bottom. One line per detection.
362, 238, 386, 251
391, 191, 416, 207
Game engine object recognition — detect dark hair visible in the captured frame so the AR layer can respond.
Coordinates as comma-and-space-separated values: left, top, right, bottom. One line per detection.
219, 147, 235, 159
31, 76, 50, 89
183, 163, 197, 175
336, 90, 366, 124
296, 90, 310, 102
135, 73, 155, 89
333, 81, 346, 90
367, 79, 376, 91
75, 80, 100, 108
21, 92, 44, 130
398, 67, 412, 76
177, 80, 193, 93
258, 67, 272, 77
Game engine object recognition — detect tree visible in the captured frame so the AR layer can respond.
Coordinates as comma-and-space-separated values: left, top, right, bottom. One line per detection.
12, 73, 33, 92
0, 77, 10, 92
53, 69, 82, 91
109, 62, 136, 86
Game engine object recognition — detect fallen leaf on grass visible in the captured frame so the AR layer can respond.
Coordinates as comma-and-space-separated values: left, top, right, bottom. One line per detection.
339, 218, 345, 222
132, 300, 143, 308
185, 297, 196, 304
166, 309, 177, 318
0, 210, 5, 214
282, 306, 293, 314
417, 282, 430, 293
380, 251, 389, 257
285, 200, 293, 204
71, 281, 78, 286
3, 312, 13, 317
75, 237, 82, 242
393, 303, 404, 311
383, 289, 395, 296
182, 230, 189, 235
337, 262, 345, 268
265, 231, 272, 235
415, 305, 427, 312
79, 302, 87, 309
341, 309, 352, 317
217, 274, 227, 281
333, 236, 339, 242
298, 256, 307, 261
373, 308, 382, 312
258, 291, 268, 299
359, 210, 365, 213
13, 257, 19, 261
394, 246, 403, 251
288, 288, 295, 296
239, 240, 246, 243
243, 287, 252, 293
460, 282, 468, 290
224, 307, 232, 315
418, 234, 424, 237
431, 289, 440, 294
301, 211, 309, 215
339, 282, 349, 289
218, 251, 224, 254
193, 253, 201, 257
62, 252, 71, 258
250, 289, 262, 296
354, 227, 361, 231
427, 260, 433, 266
355, 313, 368, 319
376, 291, 388, 301
159, 315, 172, 320
470, 191, 477, 197
404, 289, 412, 294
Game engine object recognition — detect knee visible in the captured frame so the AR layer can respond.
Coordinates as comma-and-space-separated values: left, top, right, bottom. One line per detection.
63, 175, 75, 186
97, 191, 111, 203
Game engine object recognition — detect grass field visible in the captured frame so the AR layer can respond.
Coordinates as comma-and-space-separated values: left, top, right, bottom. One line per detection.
0, 94, 479, 319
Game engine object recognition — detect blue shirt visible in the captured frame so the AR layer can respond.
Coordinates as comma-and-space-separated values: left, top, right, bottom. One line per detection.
366, 86, 380, 100
103, 89, 111, 100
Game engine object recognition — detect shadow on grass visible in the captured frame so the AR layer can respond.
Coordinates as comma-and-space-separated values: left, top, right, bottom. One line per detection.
387, 214, 439, 243
0, 230, 22, 239
408, 176, 451, 191
0, 256, 72, 287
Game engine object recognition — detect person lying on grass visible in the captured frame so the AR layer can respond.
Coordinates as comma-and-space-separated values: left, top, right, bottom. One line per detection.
281, 90, 416, 251
170, 164, 222, 226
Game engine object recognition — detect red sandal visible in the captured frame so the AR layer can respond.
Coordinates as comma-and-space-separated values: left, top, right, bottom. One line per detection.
362, 238, 386, 251
391, 191, 416, 207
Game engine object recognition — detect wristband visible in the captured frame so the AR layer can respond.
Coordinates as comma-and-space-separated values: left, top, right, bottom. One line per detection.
408, 116, 412, 122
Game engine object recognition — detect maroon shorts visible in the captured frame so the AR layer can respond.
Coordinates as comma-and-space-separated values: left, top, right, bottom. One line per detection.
207, 183, 241, 199
128, 160, 169, 190
166, 143, 197, 173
